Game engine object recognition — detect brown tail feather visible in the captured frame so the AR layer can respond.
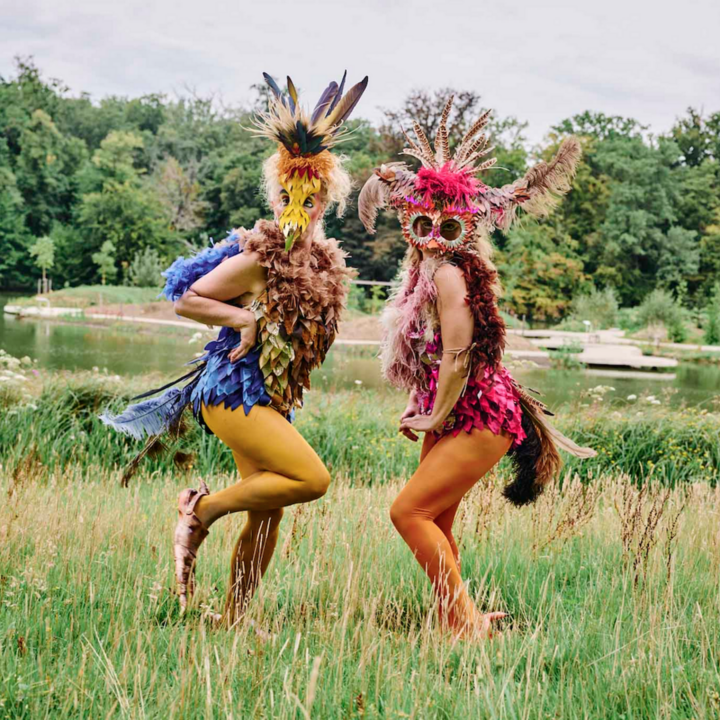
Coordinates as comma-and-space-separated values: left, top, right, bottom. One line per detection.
521, 395, 563, 486
503, 396, 562, 506
119, 412, 193, 487
504, 391, 596, 506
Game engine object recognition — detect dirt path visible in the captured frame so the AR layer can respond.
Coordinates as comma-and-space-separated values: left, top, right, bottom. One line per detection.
84, 302, 538, 350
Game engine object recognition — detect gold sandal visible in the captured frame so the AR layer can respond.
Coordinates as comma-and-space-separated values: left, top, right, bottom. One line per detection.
173, 480, 210, 610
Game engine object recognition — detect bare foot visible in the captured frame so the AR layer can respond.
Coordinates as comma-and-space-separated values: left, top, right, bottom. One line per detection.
451, 611, 508, 641
247, 618, 275, 642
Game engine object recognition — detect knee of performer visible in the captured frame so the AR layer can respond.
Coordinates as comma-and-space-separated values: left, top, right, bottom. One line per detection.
302, 467, 331, 501
389, 498, 416, 535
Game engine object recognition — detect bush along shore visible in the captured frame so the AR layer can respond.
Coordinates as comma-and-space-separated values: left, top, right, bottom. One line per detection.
2, 356, 719, 487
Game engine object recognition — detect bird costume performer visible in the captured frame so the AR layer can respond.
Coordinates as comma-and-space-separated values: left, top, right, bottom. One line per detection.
358, 97, 595, 638
102, 71, 368, 621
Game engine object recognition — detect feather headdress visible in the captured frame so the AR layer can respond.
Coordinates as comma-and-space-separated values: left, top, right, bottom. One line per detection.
253, 71, 368, 180
253, 71, 368, 249
359, 95, 581, 249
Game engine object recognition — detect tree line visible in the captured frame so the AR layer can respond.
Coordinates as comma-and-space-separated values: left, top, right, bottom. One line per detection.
1, 58, 719, 321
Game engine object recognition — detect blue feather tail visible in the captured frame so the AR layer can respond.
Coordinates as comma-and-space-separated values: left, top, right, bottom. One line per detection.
100, 385, 194, 441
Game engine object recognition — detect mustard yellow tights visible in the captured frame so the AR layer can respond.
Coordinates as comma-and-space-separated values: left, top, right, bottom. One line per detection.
195, 402, 331, 621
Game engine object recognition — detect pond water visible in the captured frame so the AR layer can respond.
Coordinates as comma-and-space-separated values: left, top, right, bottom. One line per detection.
3, 293, 720, 408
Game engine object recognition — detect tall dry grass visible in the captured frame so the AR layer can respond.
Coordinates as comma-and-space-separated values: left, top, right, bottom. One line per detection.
1, 465, 719, 718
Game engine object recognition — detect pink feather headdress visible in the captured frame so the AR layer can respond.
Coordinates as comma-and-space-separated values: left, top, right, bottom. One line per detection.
358, 95, 583, 247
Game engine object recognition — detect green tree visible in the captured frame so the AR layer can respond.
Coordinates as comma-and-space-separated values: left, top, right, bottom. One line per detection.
704, 284, 720, 345
655, 226, 699, 288
128, 247, 163, 287
699, 210, 720, 293
0, 57, 64, 158
669, 107, 720, 167
0, 150, 31, 288
91, 240, 117, 285
552, 111, 646, 142
14, 109, 87, 235
497, 222, 587, 320
87, 130, 145, 186
29, 235, 55, 289
152, 156, 207, 232
75, 130, 174, 283
637, 288, 688, 343
201, 138, 269, 238
78, 180, 172, 281
568, 286, 619, 330
592, 136, 693, 302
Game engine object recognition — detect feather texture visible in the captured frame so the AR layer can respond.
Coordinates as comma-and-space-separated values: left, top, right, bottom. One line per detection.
504, 410, 546, 506
503, 387, 595, 505
358, 172, 390, 233
402, 148, 437, 168
544, 423, 597, 459
517, 136, 582, 218
456, 146, 495, 171
262, 72, 285, 103
286, 76, 298, 113
119, 430, 192, 488
324, 76, 369, 127
100, 384, 194, 441
160, 229, 244, 302
254, 73, 367, 158
310, 81, 338, 124
410, 123, 437, 168
477, 157, 497, 172
454, 109, 492, 162
455, 133, 488, 165
326, 70, 347, 115
401, 126, 422, 155
434, 96, 453, 166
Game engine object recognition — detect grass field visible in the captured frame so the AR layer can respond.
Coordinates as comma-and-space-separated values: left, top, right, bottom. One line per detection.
2, 360, 720, 717
2, 362, 719, 487
6, 285, 163, 308
1, 465, 719, 718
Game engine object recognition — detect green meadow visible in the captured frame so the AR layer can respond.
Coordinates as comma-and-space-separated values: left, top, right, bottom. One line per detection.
1, 360, 720, 717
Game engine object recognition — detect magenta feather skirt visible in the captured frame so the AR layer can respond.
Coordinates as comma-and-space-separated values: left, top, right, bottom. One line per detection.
417, 334, 526, 447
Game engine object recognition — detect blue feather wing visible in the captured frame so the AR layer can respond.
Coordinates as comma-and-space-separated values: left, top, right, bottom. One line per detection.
100, 385, 192, 440
160, 230, 243, 302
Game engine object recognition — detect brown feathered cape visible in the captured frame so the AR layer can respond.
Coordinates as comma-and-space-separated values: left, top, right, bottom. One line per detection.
244, 220, 353, 415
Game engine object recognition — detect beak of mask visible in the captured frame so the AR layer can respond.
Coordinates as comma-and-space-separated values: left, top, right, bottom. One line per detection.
278, 174, 323, 251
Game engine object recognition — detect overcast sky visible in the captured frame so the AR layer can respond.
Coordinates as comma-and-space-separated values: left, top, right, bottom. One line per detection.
2, 0, 719, 145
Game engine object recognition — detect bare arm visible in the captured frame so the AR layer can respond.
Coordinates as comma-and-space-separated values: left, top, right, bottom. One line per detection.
174, 251, 267, 360
399, 388, 420, 441
400, 264, 474, 438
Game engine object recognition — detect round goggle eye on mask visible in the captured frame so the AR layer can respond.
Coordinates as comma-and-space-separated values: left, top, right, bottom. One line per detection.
440, 220, 462, 241
438, 218, 467, 248
412, 215, 433, 237
409, 214, 433, 246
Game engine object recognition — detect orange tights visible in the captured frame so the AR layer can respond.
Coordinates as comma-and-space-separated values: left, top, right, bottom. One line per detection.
389, 428, 512, 633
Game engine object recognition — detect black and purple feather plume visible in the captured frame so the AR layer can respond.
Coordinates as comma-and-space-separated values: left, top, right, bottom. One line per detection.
257, 71, 368, 155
